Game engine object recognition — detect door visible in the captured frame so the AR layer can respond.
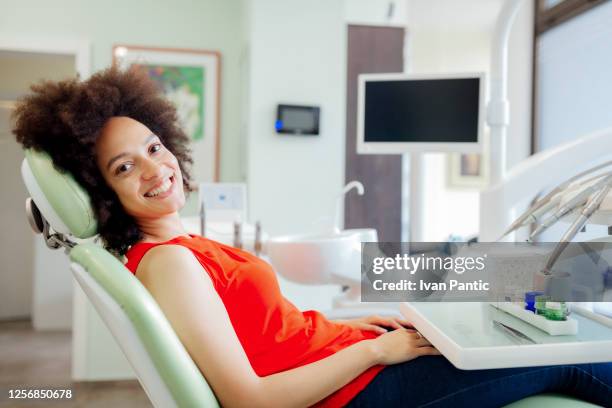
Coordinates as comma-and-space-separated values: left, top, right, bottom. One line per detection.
345, 25, 405, 241
0, 50, 75, 324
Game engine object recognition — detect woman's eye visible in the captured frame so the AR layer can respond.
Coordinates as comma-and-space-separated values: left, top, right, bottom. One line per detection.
149, 143, 162, 154
115, 163, 133, 175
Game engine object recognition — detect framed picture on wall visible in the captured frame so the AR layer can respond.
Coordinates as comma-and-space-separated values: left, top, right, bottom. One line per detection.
447, 131, 489, 189
113, 44, 221, 181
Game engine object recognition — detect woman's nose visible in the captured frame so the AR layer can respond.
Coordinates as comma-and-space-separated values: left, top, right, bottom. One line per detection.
141, 157, 164, 181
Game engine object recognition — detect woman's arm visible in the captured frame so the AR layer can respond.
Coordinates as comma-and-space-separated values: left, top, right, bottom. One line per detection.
137, 245, 437, 408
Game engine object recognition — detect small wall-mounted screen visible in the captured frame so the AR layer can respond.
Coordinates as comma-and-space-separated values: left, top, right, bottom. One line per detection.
276, 105, 320, 135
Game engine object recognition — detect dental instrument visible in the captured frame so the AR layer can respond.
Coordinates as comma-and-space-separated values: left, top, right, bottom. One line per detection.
191, 182, 266, 254
539, 183, 612, 275
527, 200, 587, 241
255, 221, 262, 257
527, 174, 612, 241
523, 194, 563, 225
233, 220, 242, 249
520, 173, 605, 226
200, 200, 206, 237
500, 190, 563, 240
499, 162, 612, 240
490, 300, 578, 335
493, 320, 537, 344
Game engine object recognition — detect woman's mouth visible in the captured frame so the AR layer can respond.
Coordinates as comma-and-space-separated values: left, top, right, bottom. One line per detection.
144, 175, 175, 198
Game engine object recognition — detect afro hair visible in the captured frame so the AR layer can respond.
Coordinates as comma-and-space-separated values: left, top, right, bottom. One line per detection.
13, 65, 194, 255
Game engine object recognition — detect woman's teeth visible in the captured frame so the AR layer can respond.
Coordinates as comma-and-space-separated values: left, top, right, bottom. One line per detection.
145, 176, 173, 197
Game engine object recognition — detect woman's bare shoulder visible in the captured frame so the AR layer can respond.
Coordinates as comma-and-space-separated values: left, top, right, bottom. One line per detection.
135, 244, 202, 280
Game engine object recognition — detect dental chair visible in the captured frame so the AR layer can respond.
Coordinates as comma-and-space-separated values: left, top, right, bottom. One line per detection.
20, 149, 599, 408
22, 150, 219, 408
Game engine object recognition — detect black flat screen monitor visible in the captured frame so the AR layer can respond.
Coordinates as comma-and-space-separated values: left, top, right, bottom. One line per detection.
357, 73, 485, 154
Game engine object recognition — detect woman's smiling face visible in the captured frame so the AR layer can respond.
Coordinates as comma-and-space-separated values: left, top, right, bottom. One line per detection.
96, 116, 186, 220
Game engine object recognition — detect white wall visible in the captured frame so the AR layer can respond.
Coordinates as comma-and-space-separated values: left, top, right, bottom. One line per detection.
344, 0, 407, 27
245, 0, 348, 311
246, 0, 346, 237
405, 0, 533, 240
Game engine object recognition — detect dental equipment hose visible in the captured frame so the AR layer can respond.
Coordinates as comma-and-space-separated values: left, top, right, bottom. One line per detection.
524, 173, 606, 225
541, 183, 612, 275
529, 174, 612, 241
499, 160, 612, 240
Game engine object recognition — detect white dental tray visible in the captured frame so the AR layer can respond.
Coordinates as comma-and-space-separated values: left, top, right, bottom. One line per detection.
400, 302, 612, 370
489, 302, 578, 336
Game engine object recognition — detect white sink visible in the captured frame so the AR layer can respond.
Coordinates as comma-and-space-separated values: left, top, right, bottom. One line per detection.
266, 228, 378, 285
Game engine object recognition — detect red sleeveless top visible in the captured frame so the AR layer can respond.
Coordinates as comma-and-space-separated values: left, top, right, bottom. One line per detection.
125, 234, 384, 407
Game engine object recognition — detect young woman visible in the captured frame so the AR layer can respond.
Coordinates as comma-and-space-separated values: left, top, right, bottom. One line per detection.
13, 67, 612, 407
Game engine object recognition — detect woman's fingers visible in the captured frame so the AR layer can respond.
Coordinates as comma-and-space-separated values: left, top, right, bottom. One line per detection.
386, 317, 414, 330
397, 318, 414, 329
405, 330, 433, 347
413, 335, 433, 347
365, 315, 395, 328
368, 315, 411, 330
416, 346, 441, 356
382, 318, 403, 330
361, 323, 388, 334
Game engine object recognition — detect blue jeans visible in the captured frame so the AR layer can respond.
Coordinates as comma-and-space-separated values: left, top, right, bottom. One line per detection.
346, 356, 612, 407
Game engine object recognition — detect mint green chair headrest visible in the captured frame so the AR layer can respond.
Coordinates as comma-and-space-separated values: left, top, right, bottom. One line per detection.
21, 149, 97, 238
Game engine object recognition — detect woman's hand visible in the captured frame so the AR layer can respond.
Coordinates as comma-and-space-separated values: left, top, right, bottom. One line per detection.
336, 315, 414, 334
369, 328, 441, 365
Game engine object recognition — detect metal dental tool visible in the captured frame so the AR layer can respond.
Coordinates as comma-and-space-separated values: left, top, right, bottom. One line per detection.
493, 320, 537, 344
199, 200, 206, 237
500, 189, 563, 240
521, 174, 606, 227
528, 174, 612, 242
254, 221, 262, 256
523, 194, 563, 225
528, 198, 588, 241
540, 183, 612, 275
233, 220, 243, 249
499, 160, 612, 240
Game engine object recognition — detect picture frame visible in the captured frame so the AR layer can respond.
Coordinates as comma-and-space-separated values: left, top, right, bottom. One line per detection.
113, 44, 221, 181
446, 131, 490, 189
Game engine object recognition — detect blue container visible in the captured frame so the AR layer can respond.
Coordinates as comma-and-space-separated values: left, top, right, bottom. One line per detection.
524, 291, 544, 313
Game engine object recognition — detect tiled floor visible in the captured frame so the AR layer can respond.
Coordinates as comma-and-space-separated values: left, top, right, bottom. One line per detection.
0, 320, 151, 407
